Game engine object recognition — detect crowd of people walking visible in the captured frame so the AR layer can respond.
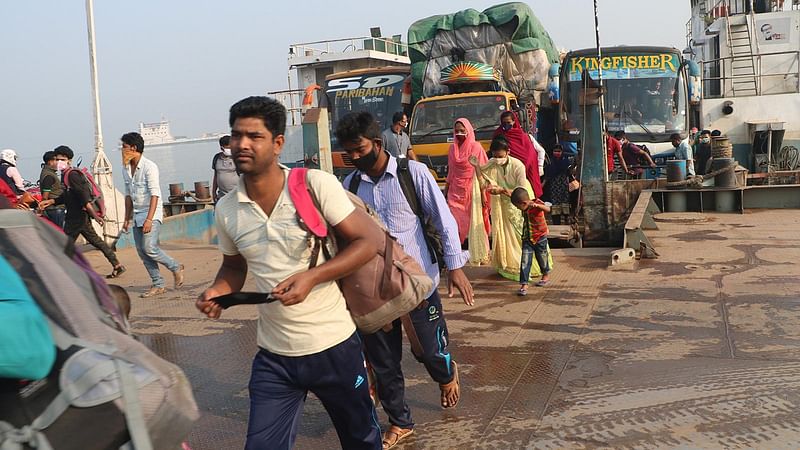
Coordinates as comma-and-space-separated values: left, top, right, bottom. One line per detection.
2, 96, 572, 450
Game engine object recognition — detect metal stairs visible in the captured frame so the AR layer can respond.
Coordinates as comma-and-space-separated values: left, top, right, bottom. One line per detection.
726, 15, 759, 96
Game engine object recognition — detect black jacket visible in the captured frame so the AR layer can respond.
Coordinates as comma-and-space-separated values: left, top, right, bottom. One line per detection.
54, 170, 93, 223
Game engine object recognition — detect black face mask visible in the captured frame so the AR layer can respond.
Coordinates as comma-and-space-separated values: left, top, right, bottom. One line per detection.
353, 145, 379, 172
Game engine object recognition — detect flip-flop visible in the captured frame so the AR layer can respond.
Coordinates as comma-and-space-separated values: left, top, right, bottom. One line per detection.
535, 279, 550, 287
382, 425, 413, 449
439, 361, 460, 408
517, 287, 528, 296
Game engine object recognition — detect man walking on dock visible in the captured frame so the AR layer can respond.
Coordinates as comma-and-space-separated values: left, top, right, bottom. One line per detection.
120, 132, 184, 298
338, 111, 473, 449
196, 96, 382, 449
39, 145, 125, 279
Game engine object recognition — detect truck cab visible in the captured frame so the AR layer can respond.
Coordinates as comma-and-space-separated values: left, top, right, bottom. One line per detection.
409, 91, 521, 182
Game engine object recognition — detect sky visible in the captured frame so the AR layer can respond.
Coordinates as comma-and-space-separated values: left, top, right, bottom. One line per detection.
0, 1, 689, 180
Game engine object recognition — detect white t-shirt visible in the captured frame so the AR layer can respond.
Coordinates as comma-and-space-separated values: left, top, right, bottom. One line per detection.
214, 167, 356, 356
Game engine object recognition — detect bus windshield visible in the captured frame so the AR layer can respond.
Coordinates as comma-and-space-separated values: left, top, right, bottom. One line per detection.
562, 51, 687, 142
411, 95, 508, 143
325, 71, 407, 149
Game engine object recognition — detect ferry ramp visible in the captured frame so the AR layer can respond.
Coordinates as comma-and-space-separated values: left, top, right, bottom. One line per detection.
86, 208, 800, 449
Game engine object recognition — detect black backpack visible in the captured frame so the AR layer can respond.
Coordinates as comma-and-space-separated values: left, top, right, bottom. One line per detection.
348, 158, 445, 270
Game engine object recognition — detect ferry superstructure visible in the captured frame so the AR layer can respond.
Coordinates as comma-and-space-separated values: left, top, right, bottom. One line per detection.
687, 0, 800, 174
138, 119, 224, 148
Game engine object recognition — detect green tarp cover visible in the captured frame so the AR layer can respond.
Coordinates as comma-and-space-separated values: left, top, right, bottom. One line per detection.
407, 2, 559, 102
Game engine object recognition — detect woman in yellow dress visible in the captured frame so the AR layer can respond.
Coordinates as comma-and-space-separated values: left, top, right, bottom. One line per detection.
473, 136, 548, 281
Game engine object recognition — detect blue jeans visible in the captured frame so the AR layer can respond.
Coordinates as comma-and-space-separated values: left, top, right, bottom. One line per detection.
132, 220, 179, 288
246, 333, 381, 450
520, 237, 551, 283
43, 207, 65, 229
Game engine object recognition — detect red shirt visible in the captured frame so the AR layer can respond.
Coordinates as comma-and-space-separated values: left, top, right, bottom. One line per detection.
522, 200, 549, 244
0, 179, 17, 207
606, 135, 622, 173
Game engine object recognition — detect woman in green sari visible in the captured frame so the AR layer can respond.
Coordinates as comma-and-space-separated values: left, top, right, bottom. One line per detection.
473, 136, 547, 281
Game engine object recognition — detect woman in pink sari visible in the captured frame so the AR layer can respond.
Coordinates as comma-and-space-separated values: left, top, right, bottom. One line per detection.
493, 111, 544, 199
446, 118, 490, 265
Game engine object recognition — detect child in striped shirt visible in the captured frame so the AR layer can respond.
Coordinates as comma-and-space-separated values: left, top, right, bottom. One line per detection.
511, 187, 552, 295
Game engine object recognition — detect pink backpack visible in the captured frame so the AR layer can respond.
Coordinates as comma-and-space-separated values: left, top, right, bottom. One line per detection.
287, 168, 433, 334
63, 167, 106, 218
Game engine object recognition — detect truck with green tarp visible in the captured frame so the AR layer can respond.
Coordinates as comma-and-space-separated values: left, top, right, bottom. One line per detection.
406, 2, 559, 181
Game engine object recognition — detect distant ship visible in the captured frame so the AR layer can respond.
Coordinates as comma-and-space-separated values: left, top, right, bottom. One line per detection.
139, 119, 225, 148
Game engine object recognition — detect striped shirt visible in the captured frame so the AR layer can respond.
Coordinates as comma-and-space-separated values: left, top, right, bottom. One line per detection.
522, 200, 549, 244
343, 156, 469, 297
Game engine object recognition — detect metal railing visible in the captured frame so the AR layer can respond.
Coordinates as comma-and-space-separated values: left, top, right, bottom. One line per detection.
708, 0, 749, 18
700, 50, 800, 97
266, 88, 306, 126
289, 36, 408, 60
707, 0, 791, 17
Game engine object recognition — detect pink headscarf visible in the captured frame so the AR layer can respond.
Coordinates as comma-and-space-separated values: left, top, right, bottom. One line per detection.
447, 118, 490, 242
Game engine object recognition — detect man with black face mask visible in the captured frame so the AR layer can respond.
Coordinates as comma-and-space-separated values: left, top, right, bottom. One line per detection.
338, 111, 474, 449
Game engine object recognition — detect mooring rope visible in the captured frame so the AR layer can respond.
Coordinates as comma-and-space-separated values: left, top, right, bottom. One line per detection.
665, 162, 737, 188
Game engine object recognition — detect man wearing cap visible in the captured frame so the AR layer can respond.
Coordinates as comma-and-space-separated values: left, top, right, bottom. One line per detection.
38, 151, 66, 228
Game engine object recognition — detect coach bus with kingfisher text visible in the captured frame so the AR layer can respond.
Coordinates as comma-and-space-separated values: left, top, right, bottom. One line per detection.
559, 46, 693, 156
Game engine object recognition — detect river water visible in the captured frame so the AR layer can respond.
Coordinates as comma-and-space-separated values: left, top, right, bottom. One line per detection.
128, 141, 221, 197
16, 126, 304, 198
16, 141, 219, 197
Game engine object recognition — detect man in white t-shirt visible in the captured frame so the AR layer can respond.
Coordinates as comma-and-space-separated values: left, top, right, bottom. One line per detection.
196, 96, 382, 450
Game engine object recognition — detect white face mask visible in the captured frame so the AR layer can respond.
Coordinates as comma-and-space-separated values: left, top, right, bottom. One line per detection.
494, 157, 508, 165
222, 148, 232, 156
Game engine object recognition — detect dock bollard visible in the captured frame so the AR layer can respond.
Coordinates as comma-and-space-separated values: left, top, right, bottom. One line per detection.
169, 183, 185, 202
711, 158, 737, 188
193, 181, 212, 203
665, 160, 688, 212
666, 160, 687, 188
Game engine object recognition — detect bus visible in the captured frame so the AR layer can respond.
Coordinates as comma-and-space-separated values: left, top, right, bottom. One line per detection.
324, 67, 410, 178
559, 46, 690, 156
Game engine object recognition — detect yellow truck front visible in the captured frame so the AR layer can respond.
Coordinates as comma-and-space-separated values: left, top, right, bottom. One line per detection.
409, 91, 520, 183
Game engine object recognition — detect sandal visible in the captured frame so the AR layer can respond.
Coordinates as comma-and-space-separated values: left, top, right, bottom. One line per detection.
106, 265, 127, 279
439, 361, 460, 409
382, 425, 413, 450
535, 279, 550, 287
517, 287, 528, 296
140, 286, 166, 298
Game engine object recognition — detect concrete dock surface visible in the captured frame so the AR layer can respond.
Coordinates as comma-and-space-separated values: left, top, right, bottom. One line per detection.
85, 208, 800, 449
